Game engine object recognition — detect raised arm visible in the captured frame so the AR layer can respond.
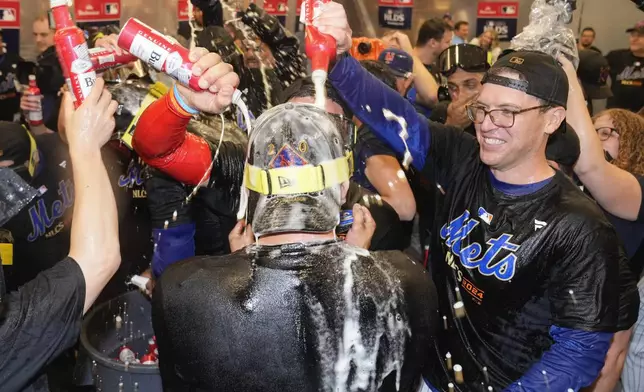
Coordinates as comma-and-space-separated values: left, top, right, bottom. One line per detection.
240, 4, 307, 90
560, 56, 643, 221
63, 79, 121, 313
133, 48, 240, 186
328, 54, 431, 169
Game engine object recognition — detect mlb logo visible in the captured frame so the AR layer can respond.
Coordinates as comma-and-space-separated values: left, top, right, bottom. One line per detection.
0, 8, 16, 22
478, 207, 493, 225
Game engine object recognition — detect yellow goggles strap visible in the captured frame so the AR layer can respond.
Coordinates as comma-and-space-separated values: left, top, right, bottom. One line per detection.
23, 125, 37, 177
244, 155, 351, 195
120, 93, 159, 149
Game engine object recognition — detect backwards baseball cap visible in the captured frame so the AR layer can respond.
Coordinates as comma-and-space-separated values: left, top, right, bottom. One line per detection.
243, 103, 354, 237
378, 48, 413, 79
577, 49, 612, 100
438, 44, 490, 76
626, 20, 644, 34
482, 50, 569, 108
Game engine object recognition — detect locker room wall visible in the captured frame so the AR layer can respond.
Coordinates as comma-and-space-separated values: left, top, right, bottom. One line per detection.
18, 0, 644, 61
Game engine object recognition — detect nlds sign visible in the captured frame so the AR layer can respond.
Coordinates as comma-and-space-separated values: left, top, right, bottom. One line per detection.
378, 6, 412, 30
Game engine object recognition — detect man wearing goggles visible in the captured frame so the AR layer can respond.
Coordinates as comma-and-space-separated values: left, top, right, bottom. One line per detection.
430, 44, 490, 134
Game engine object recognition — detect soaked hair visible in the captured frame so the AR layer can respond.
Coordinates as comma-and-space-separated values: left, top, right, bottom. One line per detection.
360, 60, 398, 91
593, 109, 644, 176
487, 67, 553, 112
280, 77, 353, 118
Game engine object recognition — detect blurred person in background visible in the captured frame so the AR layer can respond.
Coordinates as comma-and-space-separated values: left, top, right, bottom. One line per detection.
0, 29, 24, 123
380, 32, 440, 109
606, 20, 644, 113
20, 15, 64, 134
452, 21, 469, 45
577, 49, 613, 115
398, 20, 452, 117
578, 27, 601, 54
470, 28, 502, 64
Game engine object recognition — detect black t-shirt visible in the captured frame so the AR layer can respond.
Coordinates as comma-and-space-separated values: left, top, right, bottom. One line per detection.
421, 123, 639, 389
606, 49, 644, 112
97, 147, 152, 302
153, 241, 437, 392
2, 134, 73, 292
0, 257, 85, 392
0, 53, 22, 123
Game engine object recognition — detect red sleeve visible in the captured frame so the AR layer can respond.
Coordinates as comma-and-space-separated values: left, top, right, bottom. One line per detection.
133, 93, 212, 186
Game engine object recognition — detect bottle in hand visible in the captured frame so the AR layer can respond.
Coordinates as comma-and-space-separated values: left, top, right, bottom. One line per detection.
26, 75, 43, 127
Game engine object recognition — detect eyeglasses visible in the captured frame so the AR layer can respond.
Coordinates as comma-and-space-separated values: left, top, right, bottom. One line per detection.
466, 104, 551, 128
596, 127, 619, 141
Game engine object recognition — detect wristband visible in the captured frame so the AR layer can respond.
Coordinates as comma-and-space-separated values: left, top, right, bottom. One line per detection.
172, 84, 199, 115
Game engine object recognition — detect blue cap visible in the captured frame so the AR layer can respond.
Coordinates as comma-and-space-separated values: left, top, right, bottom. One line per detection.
378, 48, 413, 79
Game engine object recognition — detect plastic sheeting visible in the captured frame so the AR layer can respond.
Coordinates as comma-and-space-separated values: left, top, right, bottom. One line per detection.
510, 0, 579, 69
0, 168, 39, 227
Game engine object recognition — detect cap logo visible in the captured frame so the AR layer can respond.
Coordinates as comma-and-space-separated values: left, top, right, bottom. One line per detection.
269, 144, 309, 169
599, 66, 610, 84
278, 176, 291, 188
509, 57, 524, 65
384, 51, 395, 64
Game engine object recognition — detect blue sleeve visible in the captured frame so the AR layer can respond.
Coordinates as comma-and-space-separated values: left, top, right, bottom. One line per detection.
504, 326, 612, 392
328, 54, 431, 170
152, 223, 196, 278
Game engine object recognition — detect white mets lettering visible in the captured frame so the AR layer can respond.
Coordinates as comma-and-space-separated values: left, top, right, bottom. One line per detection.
440, 210, 520, 281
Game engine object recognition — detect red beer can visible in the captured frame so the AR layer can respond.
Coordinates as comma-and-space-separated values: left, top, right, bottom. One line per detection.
118, 346, 136, 363
50, 0, 96, 107
118, 18, 202, 91
89, 47, 138, 72
141, 353, 157, 365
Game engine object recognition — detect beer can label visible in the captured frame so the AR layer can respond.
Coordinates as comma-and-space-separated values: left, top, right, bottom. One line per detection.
165, 52, 182, 75
78, 71, 97, 101
72, 43, 90, 61
28, 110, 43, 122
176, 67, 191, 86
130, 34, 169, 72
70, 58, 92, 74
98, 54, 115, 65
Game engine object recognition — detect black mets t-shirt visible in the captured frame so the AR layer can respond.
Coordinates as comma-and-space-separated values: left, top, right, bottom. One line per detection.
0, 257, 85, 391
1, 134, 73, 292
421, 123, 639, 389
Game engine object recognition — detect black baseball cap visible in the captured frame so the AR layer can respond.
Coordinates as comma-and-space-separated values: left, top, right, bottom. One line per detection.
546, 123, 580, 168
482, 50, 569, 108
438, 44, 490, 76
0, 122, 31, 166
577, 49, 612, 100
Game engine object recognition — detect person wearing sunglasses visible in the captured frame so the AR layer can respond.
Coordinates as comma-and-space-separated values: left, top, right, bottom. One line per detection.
316, 6, 638, 388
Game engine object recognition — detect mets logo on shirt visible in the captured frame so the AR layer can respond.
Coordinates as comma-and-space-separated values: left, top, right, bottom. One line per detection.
440, 209, 521, 282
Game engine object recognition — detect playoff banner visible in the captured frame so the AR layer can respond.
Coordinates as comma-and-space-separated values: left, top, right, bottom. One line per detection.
378, 0, 414, 31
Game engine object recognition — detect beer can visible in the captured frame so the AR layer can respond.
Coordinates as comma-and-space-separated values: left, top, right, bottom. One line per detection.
89, 47, 138, 72
336, 210, 354, 235
141, 353, 157, 365
118, 18, 201, 91
118, 346, 136, 363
